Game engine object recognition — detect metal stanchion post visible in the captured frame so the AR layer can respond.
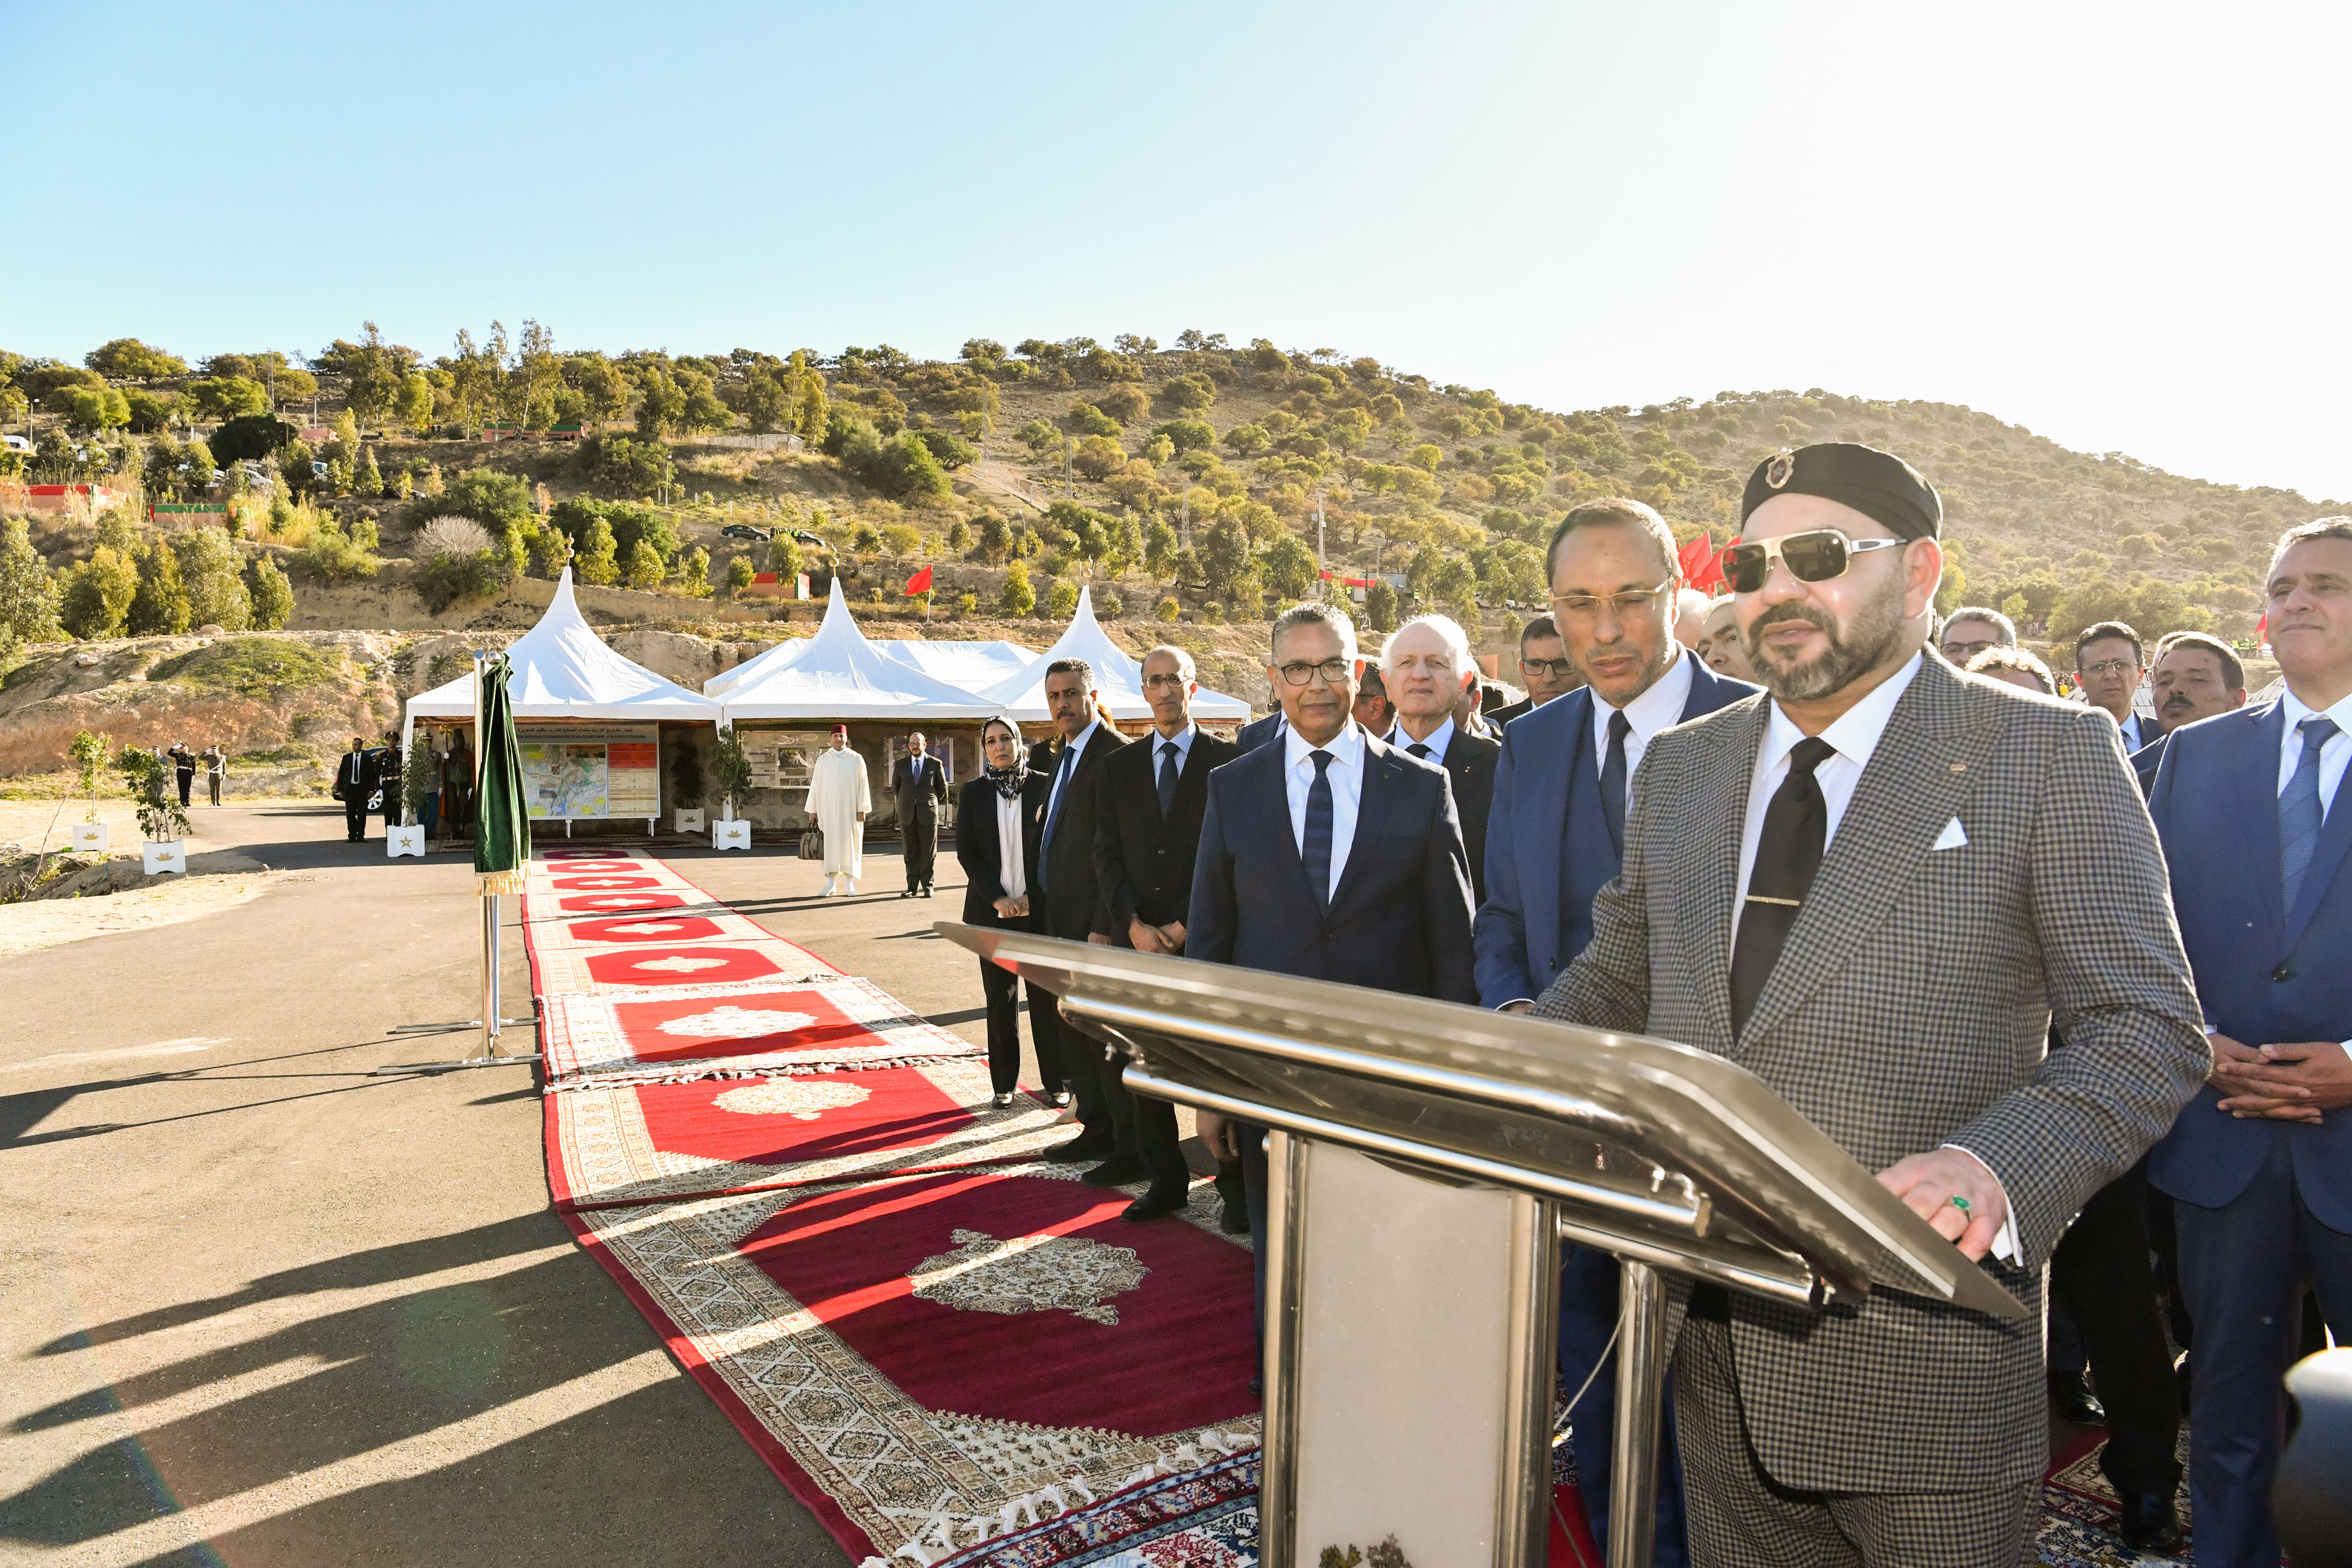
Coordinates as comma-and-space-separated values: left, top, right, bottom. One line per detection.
373, 649, 537, 1074
1608, 1260, 1668, 1568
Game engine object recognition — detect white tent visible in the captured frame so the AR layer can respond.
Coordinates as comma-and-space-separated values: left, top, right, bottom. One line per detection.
403, 568, 724, 743
980, 586, 1251, 722
876, 637, 1037, 689
715, 579, 1003, 721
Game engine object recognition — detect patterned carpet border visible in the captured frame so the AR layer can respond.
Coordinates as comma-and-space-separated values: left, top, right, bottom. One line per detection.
928, 1450, 1260, 1568
544, 1058, 1071, 1210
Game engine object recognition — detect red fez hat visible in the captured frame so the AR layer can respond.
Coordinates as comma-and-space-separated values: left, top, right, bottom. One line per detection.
831, 725, 848, 737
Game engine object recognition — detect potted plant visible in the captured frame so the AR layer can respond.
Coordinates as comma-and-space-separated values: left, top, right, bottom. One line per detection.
670, 734, 707, 835
710, 726, 753, 851
389, 733, 433, 858
119, 747, 191, 875
69, 730, 111, 852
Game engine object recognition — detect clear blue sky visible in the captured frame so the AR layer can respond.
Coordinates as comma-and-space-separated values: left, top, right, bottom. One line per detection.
7, 0, 2349, 501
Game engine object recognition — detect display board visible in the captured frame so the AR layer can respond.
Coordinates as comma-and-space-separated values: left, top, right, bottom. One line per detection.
747, 735, 829, 792
517, 724, 661, 821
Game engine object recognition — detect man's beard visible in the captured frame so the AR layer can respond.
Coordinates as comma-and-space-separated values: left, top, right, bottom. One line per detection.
1741, 579, 1907, 703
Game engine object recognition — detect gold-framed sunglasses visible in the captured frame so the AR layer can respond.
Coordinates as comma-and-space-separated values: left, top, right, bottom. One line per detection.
1719, 529, 1906, 595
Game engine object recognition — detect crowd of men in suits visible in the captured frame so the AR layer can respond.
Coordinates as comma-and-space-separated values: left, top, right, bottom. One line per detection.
945, 440, 2346, 1568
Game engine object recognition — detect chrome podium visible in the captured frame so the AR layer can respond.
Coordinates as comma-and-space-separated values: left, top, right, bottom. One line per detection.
939, 925, 2025, 1568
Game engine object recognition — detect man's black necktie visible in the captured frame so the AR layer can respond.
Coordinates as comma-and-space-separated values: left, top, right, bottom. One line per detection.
1598, 709, 1631, 858
1407, 741, 1432, 760
1729, 737, 1838, 1036
1157, 741, 1180, 818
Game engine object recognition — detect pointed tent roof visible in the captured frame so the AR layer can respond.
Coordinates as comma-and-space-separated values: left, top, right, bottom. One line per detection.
980, 587, 1250, 722
716, 577, 1003, 721
405, 569, 724, 725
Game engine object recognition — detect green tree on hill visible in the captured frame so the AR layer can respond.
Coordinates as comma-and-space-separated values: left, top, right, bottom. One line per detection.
1044, 577, 1079, 618
726, 555, 757, 596
0, 518, 63, 645
128, 535, 192, 635
86, 338, 187, 382
743, 366, 789, 433
635, 369, 688, 438
174, 527, 253, 632
248, 555, 294, 630
61, 545, 138, 639
576, 517, 620, 585
624, 537, 666, 589
998, 560, 1035, 616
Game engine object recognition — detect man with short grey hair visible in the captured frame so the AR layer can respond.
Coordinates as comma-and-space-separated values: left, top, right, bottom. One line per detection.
1939, 606, 2018, 667
1382, 613, 1499, 901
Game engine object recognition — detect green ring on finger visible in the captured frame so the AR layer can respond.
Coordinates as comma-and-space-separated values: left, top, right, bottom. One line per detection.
1948, 1195, 1972, 1215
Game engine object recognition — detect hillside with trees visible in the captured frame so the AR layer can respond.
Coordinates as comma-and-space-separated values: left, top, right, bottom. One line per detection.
1, 324, 2329, 681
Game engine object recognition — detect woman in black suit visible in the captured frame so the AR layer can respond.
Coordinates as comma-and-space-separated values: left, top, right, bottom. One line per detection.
955, 715, 1061, 1108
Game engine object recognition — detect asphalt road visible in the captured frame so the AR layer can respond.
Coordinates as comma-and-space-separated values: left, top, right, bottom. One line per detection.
0, 808, 994, 1568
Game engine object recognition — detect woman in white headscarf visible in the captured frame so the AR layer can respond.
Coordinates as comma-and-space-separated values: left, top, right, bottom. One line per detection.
954, 715, 1066, 1109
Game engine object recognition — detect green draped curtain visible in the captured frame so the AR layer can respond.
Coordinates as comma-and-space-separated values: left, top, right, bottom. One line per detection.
474, 653, 533, 895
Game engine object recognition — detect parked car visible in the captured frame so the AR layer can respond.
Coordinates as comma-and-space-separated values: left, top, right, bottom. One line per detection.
2, 434, 32, 455
790, 529, 829, 549
719, 524, 773, 542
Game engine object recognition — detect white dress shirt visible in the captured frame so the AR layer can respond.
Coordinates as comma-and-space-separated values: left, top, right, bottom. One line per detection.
1284, 721, 1365, 905
1595, 649, 1696, 805
1389, 715, 1455, 763
1153, 721, 1198, 773
994, 789, 1027, 905
2274, 686, 2352, 811
1732, 651, 2020, 1262
2116, 711, 2156, 752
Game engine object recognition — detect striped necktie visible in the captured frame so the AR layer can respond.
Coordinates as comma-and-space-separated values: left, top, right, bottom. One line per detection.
1301, 749, 1335, 912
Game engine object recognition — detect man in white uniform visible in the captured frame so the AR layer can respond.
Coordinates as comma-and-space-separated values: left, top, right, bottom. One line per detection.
805, 725, 870, 895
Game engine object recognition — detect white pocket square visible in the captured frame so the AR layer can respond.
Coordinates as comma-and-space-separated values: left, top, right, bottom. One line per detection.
1931, 818, 1969, 851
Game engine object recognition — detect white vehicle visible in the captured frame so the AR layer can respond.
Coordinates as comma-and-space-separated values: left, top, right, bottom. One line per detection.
1, 433, 32, 455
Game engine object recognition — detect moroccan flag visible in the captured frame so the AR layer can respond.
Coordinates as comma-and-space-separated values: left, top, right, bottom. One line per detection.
473, 653, 533, 896
2257, 613, 2269, 643
904, 565, 933, 597
1677, 533, 1726, 593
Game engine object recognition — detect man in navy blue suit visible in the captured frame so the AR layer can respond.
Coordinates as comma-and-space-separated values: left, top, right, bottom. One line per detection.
2148, 517, 2352, 1567
1474, 495, 1755, 1565
1188, 599, 1478, 1378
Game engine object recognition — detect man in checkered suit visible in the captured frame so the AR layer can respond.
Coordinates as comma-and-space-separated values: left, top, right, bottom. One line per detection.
1534, 444, 2208, 1567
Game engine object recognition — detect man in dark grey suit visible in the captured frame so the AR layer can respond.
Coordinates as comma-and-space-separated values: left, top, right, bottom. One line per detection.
1536, 443, 2207, 1566
1027, 658, 1131, 1168
891, 731, 948, 897
1380, 612, 1498, 904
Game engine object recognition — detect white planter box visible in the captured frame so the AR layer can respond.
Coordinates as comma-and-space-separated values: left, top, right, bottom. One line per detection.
71, 821, 109, 852
144, 841, 186, 876
387, 825, 426, 858
713, 819, 751, 852
675, 808, 706, 834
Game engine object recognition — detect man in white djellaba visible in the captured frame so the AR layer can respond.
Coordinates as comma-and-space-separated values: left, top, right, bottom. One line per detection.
805, 725, 871, 895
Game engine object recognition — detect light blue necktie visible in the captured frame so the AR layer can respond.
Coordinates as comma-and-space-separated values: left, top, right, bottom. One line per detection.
2280, 715, 2339, 914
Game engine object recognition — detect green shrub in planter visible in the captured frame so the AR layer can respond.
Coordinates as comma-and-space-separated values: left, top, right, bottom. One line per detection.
117, 749, 190, 843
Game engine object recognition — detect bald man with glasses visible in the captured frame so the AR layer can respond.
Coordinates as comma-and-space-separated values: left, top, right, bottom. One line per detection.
1473, 495, 1755, 1563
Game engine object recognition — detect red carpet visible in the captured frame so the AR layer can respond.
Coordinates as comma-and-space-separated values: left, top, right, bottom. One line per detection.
525, 849, 1262, 1566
